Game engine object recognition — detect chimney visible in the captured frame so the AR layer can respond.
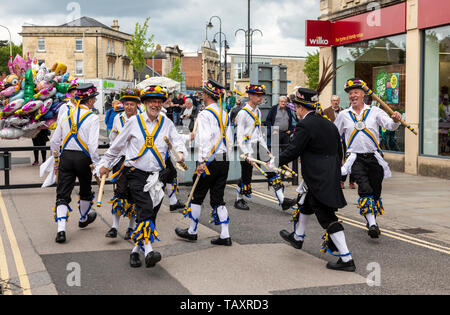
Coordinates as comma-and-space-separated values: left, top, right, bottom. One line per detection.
111, 19, 120, 31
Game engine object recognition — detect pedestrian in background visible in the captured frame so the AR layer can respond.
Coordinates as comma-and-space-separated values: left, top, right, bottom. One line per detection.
172, 92, 184, 126
226, 91, 236, 113
32, 129, 50, 166
265, 96, 295, 152
104, 100, 122, 138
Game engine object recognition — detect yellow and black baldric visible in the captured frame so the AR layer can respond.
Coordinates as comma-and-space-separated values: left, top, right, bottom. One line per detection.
61, 105, 93, 157
127, 113, 166, 170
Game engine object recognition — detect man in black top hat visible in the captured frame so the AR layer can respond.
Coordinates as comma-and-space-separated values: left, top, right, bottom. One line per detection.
50, 83, 100, 244
277, 87, 355, 272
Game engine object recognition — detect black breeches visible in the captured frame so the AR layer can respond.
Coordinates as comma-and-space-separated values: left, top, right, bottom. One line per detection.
56, 150, 93, 206
126, 168, 163, 224
350, 154, 384, 200
300, 193, 344, 234
192, 158, 229, 208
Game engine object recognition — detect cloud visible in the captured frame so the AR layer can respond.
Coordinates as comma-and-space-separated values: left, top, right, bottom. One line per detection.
0, 0, 321, 57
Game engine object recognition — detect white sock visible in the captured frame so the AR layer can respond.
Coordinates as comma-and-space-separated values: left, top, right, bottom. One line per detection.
217, 206, 230, 239
112, 214, 120, 229
236, 191, 243, 201
274, 188, 284, 204
131, 245, 140, 254
144, 242, 153, 256
294, 213, 311, 241
330, 231, 352, 262
166, 184, 178, 205
128, 218, 135, 230
365, 213, 377, 227
188, 204, 201, 234
79, 199, 92, 222
56, 205, 68, 232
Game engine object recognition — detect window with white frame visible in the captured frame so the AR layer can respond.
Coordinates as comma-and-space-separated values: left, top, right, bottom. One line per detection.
75, 38, 83, 52
75, 60, 84, 76
37, 38, 45, 51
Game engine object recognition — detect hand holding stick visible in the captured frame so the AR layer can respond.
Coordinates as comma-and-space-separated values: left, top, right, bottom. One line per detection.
164, 136, 188, 171
362, 85, 418, 136
96, 174, 107, 207
240, 154, 293, 177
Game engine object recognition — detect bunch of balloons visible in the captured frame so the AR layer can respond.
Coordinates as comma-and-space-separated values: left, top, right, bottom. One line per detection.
0, 53, 79, 139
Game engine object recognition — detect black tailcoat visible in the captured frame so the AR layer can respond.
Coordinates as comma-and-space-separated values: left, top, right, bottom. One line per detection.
279, 112, 346, 209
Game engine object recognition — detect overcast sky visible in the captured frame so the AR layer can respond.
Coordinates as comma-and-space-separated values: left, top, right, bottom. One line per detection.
0, 0, 320, 58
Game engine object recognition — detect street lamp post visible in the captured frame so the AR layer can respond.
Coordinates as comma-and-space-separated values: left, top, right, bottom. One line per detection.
234, 28, 263, 78
207, 16, 222, 83
212, 31, 228, 87
0, 24, 13, 57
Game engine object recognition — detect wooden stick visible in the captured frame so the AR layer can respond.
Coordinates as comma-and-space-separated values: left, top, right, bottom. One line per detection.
53, 150, 59, 181
282, 165, 297, 177
240, 154, 293, 177
164, 136, 188, 170
184, 173, 201, 211
362, 85, 418, 136
96, 174, 107, 207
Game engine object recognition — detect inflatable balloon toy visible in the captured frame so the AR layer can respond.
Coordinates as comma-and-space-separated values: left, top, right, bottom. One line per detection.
15, 100, 43, 116
0, 99, 25, 118
34, 99, 53, 120
8, 53, 34, 79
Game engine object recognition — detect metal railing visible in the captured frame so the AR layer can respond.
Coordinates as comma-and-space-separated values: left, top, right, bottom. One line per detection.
0, 144, 299, 190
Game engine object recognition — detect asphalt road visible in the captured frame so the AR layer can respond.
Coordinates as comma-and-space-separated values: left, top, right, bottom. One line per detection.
25, 184, 450, 295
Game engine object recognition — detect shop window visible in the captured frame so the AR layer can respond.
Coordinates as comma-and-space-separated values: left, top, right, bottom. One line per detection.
423, 25, 450, 157
336, 34, 407, 153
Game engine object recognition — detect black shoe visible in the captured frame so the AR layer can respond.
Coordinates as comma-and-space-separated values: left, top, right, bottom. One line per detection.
130, 252, 141, 268
279, 230, 303, 249
175, 227, 198, 241
281, 198, 297, 211
124, 228, 134, 240
78, 211, 97, 228
170, 200, 185, 212
55, 231, 66, 243
326, 258, 356, 272
145, 251, 162, 268
105, 228, 118, 238
234, 199, 249, 210
368, 224, 381, 239
211, 237, 232, 246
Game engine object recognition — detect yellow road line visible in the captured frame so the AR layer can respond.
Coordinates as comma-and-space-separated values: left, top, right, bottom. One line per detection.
0, 232, 11, 295
0, 191, 31, 295
229, 184, 450, 255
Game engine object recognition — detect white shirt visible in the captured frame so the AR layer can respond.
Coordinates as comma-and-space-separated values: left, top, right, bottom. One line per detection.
110, 112, 130, 143
235, 103, 269, 156
100, 111, 187, 172
334, 104, 401, 154
196, 103, 234, 163
50, 104, 100, 164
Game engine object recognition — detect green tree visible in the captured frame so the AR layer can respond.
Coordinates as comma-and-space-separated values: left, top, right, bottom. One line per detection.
0, 42, 23, 74
124, 17, 156, 82
167, 57, 183, 82
303, 50, 320, 90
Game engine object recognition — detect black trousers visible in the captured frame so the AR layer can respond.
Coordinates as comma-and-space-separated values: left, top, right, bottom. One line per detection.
112, 156, 130, 199
32, 137, 47, 162
125, 168, 163, 224
192, 154, 229, 208
56, 150, 93, 206
350, 153, 384, 200
300, 193, 344, 234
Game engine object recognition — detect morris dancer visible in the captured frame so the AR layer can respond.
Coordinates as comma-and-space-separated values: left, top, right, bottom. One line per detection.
175, 79, 234, 246
334, 78, 402, 238
98, 85, 186, 268
105, 88, 139, 240
51, 83, 100, 244
278, 87, 355, 272
234, 84, 295, 211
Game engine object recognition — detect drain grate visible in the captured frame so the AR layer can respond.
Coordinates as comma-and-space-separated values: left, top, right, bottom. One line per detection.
399, 228, 434, 235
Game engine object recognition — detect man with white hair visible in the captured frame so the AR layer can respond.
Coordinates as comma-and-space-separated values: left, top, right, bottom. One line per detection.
265, 95, 295, 152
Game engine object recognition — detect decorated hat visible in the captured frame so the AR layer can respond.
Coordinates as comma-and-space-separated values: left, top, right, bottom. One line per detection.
140, 85, 169, 102
202, 79, 225, 100
119, 87, 141, 103
67, 82, 79, 93
246, 84, 266, 95
344, 78, 367, 93
75, 83, 99, 101
112, 100, 124, 112
293, 88, 319, 110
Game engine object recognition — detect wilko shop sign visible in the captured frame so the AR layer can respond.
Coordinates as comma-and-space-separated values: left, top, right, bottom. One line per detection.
306, 2, 406, 47
305, 20, 333, 47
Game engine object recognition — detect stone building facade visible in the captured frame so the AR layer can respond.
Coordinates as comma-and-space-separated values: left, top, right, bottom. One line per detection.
20, 17, 133, 82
